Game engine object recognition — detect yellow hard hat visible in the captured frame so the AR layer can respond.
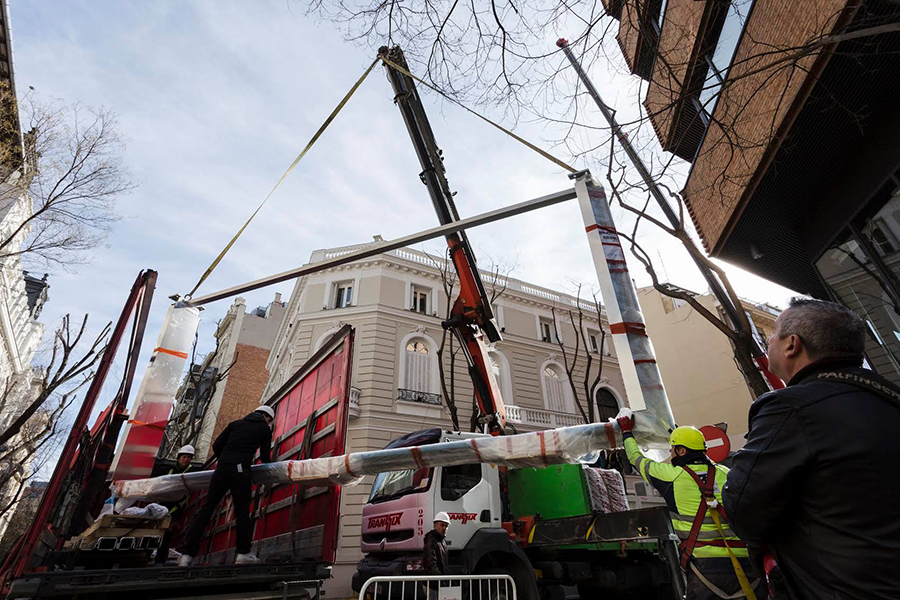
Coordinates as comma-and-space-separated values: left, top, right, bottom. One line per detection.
669, 426, 706, 451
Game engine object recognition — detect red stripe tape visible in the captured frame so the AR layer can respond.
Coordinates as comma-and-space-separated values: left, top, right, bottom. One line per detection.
605, 422, 617, 448
411, 447, 426, 470
537, 431, 548, 466
634, 358, 657, 364
470, 439, 483, 463
585, 224, 600, 232
610, 322, 647, 336
344, 454, 355, 477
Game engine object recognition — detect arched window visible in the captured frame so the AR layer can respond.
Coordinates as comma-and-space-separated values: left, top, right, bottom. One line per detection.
402, 337, 436, 394
542, 362, 571, 413
594, 386, 620, 422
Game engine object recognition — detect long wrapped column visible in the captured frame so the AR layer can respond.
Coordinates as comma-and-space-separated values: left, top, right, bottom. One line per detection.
110, 303, 200, 480
573, 171, 675, 445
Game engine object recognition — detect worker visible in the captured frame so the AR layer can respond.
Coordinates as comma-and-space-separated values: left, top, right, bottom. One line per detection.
423, 512, 449, 575
154, 444, 194, 565
423, 512, 450, 599
617, 411, 764, 599
725, 298, 900, 599
179, 405, 275, 567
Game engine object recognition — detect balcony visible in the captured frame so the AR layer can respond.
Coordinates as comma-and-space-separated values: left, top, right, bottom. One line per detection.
505, 405, 585, 429
397, 388, 442, 405
349, 386, 361, 419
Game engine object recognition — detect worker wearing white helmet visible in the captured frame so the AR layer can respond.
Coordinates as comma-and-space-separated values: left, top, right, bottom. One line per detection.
423, 512, 450, 576
154, 445, 196, 564
180, 405, 275, 567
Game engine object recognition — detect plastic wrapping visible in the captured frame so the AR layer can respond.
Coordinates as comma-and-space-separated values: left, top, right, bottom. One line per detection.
110, 304, 201, 481
115, 421, 663, 504
574, 175, 675, 447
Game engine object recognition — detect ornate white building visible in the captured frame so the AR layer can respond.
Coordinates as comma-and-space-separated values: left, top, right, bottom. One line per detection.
261, 241, 627, 596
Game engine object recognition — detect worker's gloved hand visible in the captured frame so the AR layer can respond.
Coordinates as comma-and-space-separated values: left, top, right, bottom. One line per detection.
615, 407, 635, 433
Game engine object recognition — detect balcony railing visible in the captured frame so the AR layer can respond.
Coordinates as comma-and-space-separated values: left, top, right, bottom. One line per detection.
398, 388, 442, 405
505, 405, 585, 429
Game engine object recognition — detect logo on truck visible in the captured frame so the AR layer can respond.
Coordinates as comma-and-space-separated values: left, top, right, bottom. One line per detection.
448, 512, 478, 525
368, 513, 403, 531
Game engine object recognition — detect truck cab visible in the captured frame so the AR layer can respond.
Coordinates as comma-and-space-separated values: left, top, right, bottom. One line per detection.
352, 429, 536, 595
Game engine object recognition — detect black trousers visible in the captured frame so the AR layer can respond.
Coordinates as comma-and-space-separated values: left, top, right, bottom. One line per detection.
182, 463, 253, 556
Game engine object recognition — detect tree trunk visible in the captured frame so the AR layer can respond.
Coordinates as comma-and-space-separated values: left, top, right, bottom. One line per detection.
732, 335, 774, 399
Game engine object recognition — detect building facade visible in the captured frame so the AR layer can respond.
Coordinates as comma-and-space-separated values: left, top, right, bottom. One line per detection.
604, 0, 900, 385
639, 286, 778, 449
260, 242, 629, 596
162, 294, 285, 462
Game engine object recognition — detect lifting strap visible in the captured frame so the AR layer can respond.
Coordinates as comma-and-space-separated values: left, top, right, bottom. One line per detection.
680, 464, 758, 600
186, 58, 381, 299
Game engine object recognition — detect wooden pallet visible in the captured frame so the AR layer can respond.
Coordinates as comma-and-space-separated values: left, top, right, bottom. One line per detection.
65, 514, 171, 550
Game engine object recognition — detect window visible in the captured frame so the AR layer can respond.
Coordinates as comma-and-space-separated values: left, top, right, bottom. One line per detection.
411, 285, 430, 314
594, 387, 620, 423
602, 337, 612, 357
441, 463, 482, 501
369, 467, 432, 503
864, 218, 898, 256
588, 330, 600, 353
539, 318, 557, 343
334, 282, 353, 308
542, 364, 568, 413
404, 339, 432, 393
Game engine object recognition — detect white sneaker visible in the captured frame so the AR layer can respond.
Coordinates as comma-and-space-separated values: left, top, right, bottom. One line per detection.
235, 553, 261, 565
177, 554, 193, 567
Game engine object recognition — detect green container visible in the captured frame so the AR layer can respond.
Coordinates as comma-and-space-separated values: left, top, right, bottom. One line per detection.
509, 463, 591, 520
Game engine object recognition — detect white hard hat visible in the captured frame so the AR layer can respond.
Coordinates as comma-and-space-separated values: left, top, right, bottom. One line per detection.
433, 511, 450, 524
177, 445, 195, 456
255, 405, 275, 420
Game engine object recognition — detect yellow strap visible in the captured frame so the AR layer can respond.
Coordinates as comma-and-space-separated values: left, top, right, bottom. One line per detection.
379, 56, 578, 175
709, 508, 758, 600
185, 58, 381, 299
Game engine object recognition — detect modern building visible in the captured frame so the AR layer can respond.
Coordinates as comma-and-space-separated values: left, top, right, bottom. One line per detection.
603, 0, 900, 385
260, 241, 629, 596
161, 294, 286, 462
638, 285, 779, 449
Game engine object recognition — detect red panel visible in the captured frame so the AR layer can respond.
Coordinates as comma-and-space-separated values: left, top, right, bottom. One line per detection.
177, 327, 354, 564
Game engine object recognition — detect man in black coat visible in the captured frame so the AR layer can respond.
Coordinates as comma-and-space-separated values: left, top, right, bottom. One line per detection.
724, 298, 900, 599
423, 512, 449, 575
179, 406, 275, 566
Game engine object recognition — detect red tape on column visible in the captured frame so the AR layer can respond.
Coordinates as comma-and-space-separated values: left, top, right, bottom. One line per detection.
609, 322, 648, 336
604, 422, 618, 449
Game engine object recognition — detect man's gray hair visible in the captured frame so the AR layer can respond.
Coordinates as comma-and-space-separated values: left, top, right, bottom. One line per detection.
778, 297, 866, 359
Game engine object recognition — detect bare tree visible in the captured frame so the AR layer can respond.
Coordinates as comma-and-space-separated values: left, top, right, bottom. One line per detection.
550, 285, 609, 424
299, 0, 900, 398
0, 84, 131, 269
0, 315, 110, 449
427, 249, 516, 432
161, 329, 238, 458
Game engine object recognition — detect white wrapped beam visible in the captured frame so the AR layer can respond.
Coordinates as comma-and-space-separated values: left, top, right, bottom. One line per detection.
114, 421, 664, 504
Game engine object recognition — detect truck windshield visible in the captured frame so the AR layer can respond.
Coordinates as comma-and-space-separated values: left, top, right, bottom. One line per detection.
368, 467, 431, 503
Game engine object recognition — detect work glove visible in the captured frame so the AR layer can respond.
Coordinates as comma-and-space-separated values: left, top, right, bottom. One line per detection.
615, 407, 635, 433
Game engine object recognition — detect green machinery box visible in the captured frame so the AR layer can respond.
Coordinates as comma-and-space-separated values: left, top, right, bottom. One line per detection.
509, 463, 593, 520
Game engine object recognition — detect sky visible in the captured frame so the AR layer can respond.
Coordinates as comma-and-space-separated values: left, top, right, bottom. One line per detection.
10, 1, 797, 440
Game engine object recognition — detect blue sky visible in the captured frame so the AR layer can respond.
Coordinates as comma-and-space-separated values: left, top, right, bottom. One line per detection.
11, 1, 796, 425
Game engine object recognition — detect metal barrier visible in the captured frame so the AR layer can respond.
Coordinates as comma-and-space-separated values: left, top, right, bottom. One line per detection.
359, 575, 516, 600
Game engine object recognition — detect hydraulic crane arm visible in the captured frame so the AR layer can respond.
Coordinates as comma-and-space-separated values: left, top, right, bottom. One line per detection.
380, 46, 506, 434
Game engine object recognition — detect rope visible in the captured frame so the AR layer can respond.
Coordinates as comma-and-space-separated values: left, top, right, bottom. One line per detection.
185, 58, 381, 299
709, 508, 759, 600
379, 56, 578, 175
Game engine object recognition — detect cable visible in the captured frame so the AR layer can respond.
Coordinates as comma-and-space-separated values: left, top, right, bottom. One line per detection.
185, 57, 381, 299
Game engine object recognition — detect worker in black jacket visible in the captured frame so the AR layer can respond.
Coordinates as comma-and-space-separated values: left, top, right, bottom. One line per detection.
724, 298, 900, 599
423, 512, 450, 599
423, 512, 449, 575
179, 406, 275, 567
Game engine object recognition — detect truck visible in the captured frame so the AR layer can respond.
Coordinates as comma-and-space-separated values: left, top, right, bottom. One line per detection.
1, 277, 354, 600
352, 429, 682, 600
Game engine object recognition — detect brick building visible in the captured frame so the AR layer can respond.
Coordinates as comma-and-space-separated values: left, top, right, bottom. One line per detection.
162, 294, 286, 462
604, 0, 900, 384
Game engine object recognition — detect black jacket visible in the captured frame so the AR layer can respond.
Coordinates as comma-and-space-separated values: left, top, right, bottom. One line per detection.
423, 530, 448, 575
724, 358, 900, 600
212, 412, 272, 466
